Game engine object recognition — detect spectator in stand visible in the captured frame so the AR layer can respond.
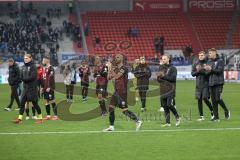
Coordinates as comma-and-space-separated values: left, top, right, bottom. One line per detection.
128, 27, 139, 37
151, 54, 159, 65
153, 34, 159, 54
56, 43, 60, 52
84, 22, 89, 36
95, 36, 101, 49
185, 44, 193, 57
68, 1, 73, 14
77, 34, 82, 48
128, 27, 132, 37
159, 34, 164, 55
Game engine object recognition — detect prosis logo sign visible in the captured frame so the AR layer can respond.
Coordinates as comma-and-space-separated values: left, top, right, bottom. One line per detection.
189, 0, 235, 9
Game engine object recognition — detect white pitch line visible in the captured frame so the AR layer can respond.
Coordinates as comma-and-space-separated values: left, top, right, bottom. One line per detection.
0, 127, 240, 135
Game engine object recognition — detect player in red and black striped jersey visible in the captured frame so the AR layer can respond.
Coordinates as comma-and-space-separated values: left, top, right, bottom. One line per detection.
36, 64, 44, 98
79, 60, 91, 101
93, 56, 108, 116
103, 54, 142, 132
42, 56, 58, 120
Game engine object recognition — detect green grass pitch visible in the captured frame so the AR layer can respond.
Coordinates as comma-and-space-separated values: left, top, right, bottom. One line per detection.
0, 81, 240, 160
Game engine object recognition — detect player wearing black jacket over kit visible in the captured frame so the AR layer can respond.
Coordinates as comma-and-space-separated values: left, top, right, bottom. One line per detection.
4, 58, 21, 111
157, 55, 180, 127
14, 54, 43, 124
134, 56, 151, 112
191, 51, 213, 121
205, 48, 230, 121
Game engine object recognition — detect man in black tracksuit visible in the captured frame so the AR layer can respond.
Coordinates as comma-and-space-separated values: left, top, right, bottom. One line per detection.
157, 55, 180, 127
14, 54, 43, 124
134, 56, 151, 112
4, 58, 21, 111
205, 48, 230, 121
191, 51, 213, 121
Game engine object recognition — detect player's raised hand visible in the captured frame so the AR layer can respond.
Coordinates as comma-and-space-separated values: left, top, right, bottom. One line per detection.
157, 71, 165, 78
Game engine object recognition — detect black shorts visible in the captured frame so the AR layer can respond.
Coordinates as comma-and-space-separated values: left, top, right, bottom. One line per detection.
96, 85, 107, 97
110, 92, 127, 109
195, 87, 209, 99
44, 90, 55, 101
81, 82, 89, 88
209, 85, 223, 102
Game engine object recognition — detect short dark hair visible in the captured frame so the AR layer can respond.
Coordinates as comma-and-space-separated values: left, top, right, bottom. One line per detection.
7, 58, 14, 62
208, 48, 217, 52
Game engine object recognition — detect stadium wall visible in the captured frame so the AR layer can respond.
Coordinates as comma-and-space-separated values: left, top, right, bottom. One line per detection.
79, 0, 131, 12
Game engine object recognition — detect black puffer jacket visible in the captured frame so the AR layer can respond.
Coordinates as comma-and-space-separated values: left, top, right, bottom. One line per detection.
134, 64, 152, 91
8, 62, 21, 86
191, 60, 209, 89
21, 61, 38, 101
157, 64, 177, 98
207, 56, 224, 86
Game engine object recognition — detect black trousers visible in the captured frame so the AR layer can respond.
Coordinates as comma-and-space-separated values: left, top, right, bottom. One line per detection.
66, 84, 74, 99
37, 79, 42, 98
7, 85, 20, 109
209, 85, 229, 119
161, 96, 179, 124
139, 90, 147, 108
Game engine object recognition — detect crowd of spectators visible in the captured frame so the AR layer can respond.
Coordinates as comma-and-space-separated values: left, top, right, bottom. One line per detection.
0, 2, 83, 66
62, 20, 82, 48
46, 7, 62, 18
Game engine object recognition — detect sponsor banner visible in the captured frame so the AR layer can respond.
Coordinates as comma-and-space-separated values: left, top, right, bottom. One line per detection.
177, 71, 195, 80
0, 74, 8, 84
189, 0, 237, 12
225, 71, 238, 80
238, 71, 240, 80
61, 54, 86, 63
134, 0, 182, 12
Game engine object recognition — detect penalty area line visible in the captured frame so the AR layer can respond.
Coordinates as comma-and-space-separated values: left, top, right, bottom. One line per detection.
0, 127, 240, 135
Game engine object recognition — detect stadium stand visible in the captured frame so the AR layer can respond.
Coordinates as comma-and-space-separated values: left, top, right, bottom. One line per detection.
85, 11, 192, 61
0, 2, 82, 66
190, 12, 233, 50
232, 16, 240, 49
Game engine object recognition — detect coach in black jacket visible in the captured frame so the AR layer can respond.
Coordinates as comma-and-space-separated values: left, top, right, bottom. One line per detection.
191, 51, 213, 121
14, 54, 43, 124
157, 55, 180, 127
205, 48, 230, 121
4, 58, 21, 111
134, 56, 151, 112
